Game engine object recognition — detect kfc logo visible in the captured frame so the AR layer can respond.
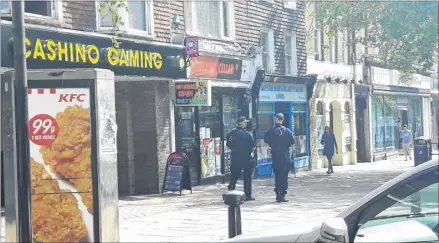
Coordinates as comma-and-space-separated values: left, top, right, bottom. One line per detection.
58, 94, 86, 102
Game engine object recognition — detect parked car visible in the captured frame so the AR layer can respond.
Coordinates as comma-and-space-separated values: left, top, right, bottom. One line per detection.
224, 159, 439, 243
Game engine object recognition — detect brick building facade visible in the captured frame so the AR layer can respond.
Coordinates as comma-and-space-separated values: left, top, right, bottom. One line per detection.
1, 0, 309, 196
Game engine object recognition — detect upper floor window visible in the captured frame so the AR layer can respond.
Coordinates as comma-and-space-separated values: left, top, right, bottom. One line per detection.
317, 102, 324, 116
1, 0, 61, 20
184, 1, 234, 40
99, 0, 154, 36
260, 29, 275, 74
314, 27, 323, 61
283, 0, 297, 10
284, 33, 298, 76
329, 34, 338, 63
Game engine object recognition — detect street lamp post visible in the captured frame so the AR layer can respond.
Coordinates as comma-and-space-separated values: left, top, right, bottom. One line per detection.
11, 0, 32, 241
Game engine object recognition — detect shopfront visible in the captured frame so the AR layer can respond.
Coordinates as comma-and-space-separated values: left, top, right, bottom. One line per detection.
1, 21, 187, 195
371, 85, 430, 159
255, 82, 309, 176
174, 55, 254, 185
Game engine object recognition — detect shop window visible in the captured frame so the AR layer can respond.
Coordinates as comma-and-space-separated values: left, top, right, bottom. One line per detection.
184, 0, 234, 40
199, 96, 221, 178
258, 103, 273, 112
344, 102, 350, 123
275, 102, 290, 113
316, 102, 324, 115
283, 0, 296, 10
372, 96, 385, 153
293, 104, 306, 112
383, 97, 397, 151
261, 29, 275, 73
99, 0, 154, 36
316, 101, 325, 153
1, 0, 60, 20
284, 33, 298, 76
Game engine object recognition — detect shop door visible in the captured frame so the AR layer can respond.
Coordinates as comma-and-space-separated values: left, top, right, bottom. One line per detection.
274, 103, 291, 128
175, 107, 200, 186
291, 104, 309, 169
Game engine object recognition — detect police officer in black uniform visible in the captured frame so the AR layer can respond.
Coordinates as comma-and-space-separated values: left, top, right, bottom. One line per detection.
227, 116, 256, 201
264, 113, 295, 203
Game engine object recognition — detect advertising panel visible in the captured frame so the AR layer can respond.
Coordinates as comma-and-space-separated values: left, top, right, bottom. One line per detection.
27, 88, 94, 242
175, 81, 212, 106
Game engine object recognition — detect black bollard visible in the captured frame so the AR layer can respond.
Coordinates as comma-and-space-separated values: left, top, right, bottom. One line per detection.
222, 190, 245, 238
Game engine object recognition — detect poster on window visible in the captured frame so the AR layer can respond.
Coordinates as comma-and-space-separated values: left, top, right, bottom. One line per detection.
256, 139, 271, 165
27, 88, 94, 242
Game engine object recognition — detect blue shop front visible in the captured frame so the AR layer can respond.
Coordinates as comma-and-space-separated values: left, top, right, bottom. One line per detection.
255, 82, 310, 177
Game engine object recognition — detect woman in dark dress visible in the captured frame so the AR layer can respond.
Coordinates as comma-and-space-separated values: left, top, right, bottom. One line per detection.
321, 126, 338, 174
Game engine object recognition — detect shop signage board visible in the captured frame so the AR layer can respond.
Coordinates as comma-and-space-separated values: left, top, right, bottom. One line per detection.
0, 22, 186, 78
259, 83, 307, 102
27, 87, 95, 242
162, 152, 192, 195
175, 80, 212, 106
190, 56, 242, 81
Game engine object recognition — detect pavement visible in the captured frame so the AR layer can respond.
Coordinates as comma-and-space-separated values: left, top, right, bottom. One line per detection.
0, 157, 422, 242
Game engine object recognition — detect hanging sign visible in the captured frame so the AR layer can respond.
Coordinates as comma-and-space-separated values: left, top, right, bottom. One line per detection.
175, 81, 212, 106
185, 37, 199, 57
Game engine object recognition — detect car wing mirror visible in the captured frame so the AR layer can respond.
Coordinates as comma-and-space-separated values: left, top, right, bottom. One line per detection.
320, 218, 349, 243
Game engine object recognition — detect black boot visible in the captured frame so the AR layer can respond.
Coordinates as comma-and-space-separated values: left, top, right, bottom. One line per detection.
245, 195, 255, 201
275, 192, 280, 202
277, 191, 289, 203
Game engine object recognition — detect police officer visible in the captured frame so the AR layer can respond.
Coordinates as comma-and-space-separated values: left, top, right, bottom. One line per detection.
264, 113, 295, 203
227, 116, 256, 201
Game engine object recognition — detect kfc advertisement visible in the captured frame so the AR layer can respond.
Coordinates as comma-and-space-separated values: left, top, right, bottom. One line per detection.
27, 88, 94, 242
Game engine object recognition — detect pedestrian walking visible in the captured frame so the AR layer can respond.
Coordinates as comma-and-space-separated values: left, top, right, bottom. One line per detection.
264, 113, 295, 203
400, 124, 413, 161
321, 126, 338, 174
226, 116, 256, 201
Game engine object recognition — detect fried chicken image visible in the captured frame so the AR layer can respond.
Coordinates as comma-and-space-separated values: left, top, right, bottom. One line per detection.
40, 105, 93, 214
30, 158, 87, 242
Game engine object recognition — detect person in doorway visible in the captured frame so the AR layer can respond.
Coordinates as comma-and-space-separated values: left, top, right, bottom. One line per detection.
226, 116, 256, 201
400, 124, 413, 161
264, 113, 295, 203
321, 126, 338, 174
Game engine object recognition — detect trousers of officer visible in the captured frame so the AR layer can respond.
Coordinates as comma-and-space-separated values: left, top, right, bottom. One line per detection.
228, 151, 253, 197
271, 151, 290, 195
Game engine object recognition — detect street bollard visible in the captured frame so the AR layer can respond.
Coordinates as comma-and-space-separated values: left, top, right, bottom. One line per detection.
222, 190, 245, 238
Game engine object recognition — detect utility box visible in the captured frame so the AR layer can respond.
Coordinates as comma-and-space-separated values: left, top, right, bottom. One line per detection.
414, 137, 431, 166
2, 69, 119, 242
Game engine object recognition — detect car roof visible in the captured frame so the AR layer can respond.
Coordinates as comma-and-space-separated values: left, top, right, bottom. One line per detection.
337, 159, 439, 218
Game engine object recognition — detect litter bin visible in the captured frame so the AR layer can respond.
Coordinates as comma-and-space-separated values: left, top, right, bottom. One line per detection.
414, 137, 431, 166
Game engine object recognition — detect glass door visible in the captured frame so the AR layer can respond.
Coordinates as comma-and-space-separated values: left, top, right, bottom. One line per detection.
175, 106, 200, 186
222, 95, 238, 174
291, 103, 309, 168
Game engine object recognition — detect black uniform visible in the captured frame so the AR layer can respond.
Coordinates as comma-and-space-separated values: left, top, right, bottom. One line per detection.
264, 123, 295, 202
227, 126, 256, 199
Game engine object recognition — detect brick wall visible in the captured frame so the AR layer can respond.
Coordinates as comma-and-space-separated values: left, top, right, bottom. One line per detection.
62, 1, 97, 30
235, 0, 307, 76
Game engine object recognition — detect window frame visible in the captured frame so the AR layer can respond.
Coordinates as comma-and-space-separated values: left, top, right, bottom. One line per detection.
260, 29, 275, 74
1, 0, 63, 23
284, 32, 298, 76
283, 0, 297, 10
184, 0, 235, 41
97, 0, 154, 38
